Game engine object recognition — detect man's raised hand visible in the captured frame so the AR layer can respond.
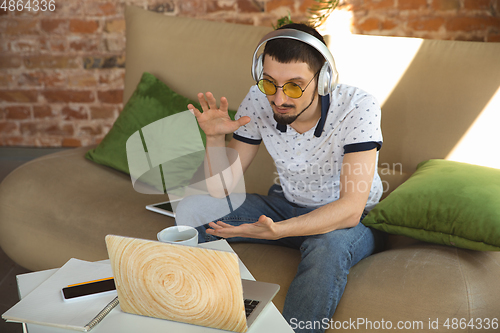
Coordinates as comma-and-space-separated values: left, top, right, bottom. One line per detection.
188, 92, 250, 139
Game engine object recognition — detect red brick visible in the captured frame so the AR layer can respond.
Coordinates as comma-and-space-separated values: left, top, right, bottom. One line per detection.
431, 0, 461, 11
365, 0, 396, 10
238, 0, 263, 13
69, 19, 99, 34
98, 89, 123, 104
62, 137, 82, 147
446, 16, 500, 31
0, 73, 15, 87
43, 90, 94, 103
85, 2, 118, 16
103, 37, 126, 52
9, 38, 39, 53
41, 19, 68, 34
90, 106, 116, 120
488, 31, 500, 42
4, 106, 31, 120
18, 71, 66, 88
68, 37, 100, 52
104, 19, 126, 33
35, 137, 64, 147
40, 71, 66, 87
464, 0, 492, 10
0, 122, 18, 135
33, 105, 57, 119
18, 122, 38, 136
266, 0, 295, 12
24, 56, 79, 69
39, 37, 67, 53
0, 37, 9, 53
46, 124, 75, 136
223, 16, 255, 25
382, 18, 399, 30
0, 90, 38, 102
179, 0, 207, 16
206, 0, 237, 13
68, 72, 98, 88
3, 136, 37, 146
408, 16, 446, 31
348, 0, 367, 12
98, 70, 125, 87
494, 0, 500, 14
62, 106, 88, 120
0, 56, 22, 69
5, 18, 39, 35
77, 124, 103, 136
50, 1, 81, 15
398, 0, 427, 10
358, 17, 381, 31
299, 0, 317, 13
20, 122, 74, 136
455, 34, 486, 42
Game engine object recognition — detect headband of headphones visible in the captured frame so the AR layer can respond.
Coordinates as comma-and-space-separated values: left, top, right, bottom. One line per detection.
251, 29, 339, 96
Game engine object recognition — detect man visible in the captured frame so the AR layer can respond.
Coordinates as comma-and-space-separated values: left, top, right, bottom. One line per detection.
178, 23, 384, 333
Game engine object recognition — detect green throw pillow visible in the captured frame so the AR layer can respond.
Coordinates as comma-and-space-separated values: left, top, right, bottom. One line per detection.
362, 159, 500, 251
85, 72, 235, 176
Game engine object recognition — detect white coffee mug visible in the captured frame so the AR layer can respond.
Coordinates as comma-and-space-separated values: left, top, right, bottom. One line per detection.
157, 226, 198, 246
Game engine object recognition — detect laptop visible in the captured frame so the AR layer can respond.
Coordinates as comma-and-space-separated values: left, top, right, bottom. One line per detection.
105, 235, 280, 333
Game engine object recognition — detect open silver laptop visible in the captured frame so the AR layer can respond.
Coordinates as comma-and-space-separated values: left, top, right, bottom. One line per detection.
105, 235, 279, 333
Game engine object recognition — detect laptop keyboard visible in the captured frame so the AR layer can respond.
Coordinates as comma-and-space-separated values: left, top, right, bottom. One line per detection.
244, 299, 260, 318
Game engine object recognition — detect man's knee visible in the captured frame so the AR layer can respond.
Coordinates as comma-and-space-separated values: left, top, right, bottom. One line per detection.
301, 232, 352, 264
302, 224, 378, 270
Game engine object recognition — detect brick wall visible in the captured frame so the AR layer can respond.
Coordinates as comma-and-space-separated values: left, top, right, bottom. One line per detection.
348, 0, 500, 41
1, 0, 499, 147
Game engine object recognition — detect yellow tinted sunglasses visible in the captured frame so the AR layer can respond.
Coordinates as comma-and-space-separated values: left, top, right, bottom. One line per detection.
257, 71, 319, 99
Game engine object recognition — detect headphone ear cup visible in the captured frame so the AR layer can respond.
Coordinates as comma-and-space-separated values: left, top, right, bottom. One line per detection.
253, 54, 264, 82
317, 62, 331, 96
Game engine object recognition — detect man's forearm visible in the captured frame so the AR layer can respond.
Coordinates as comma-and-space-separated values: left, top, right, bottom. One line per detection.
274, 198, 364, 238
274, 149, 377, 238
204, 135, 231, 198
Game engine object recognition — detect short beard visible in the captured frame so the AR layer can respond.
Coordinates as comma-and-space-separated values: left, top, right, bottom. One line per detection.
273, 105, 300, 125
272, 93, 317, 125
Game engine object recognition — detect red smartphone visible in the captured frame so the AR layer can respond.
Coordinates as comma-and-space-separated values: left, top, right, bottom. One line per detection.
62, 277, 116, 301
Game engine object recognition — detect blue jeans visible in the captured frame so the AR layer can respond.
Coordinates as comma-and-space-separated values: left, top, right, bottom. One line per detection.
175, 185, 385, 333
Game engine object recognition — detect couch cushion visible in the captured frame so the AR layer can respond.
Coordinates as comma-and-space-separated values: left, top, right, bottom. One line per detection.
85, 72, 229, 176
0, 147, 176, 271
330, 243, 500, 330
362, 159, 500, 251
123, 6, 272, 110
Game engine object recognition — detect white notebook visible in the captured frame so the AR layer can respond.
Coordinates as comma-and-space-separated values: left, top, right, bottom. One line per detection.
2, 258, 118, 332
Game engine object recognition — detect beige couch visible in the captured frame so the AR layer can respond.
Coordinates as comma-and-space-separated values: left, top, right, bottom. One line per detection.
1, 6, 500, 330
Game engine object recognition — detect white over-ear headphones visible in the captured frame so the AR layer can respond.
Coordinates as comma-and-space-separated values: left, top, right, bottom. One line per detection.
251, 29, 339, 96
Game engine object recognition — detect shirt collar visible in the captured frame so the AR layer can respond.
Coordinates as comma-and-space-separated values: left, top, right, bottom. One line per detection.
275, 95, 330, 137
